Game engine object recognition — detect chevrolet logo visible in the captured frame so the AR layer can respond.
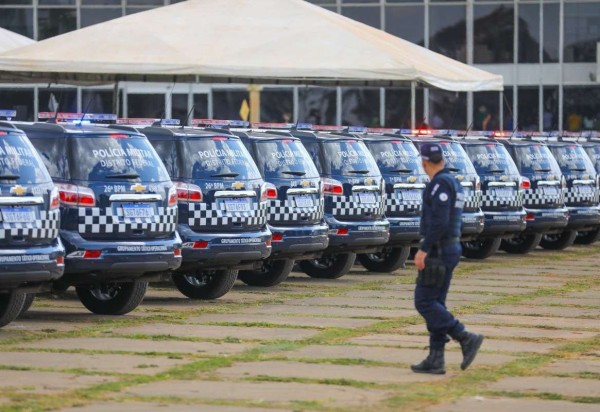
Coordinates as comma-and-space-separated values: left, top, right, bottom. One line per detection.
232, 181, 245, 190
301, 180, 310, 188
10, 185, 27, 196
365, 177, 374, 185
500, 175, 508, 182
408, 176, 417, 183
130, 183, 146, 193
456, 175, 464, 181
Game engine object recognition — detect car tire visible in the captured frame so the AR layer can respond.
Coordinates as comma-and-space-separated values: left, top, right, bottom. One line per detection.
574, 228, 600, 245
357, 247, 410, 273
76, 281, 147, 315
539, 230, 577, 250
238, 259, 294, 287
172, 270, 238, 300
19, 293, 36, 316
0, 292, 27, 327
500, 233, 542, 254
461, 238, 502, 259
298, 253, 356, 279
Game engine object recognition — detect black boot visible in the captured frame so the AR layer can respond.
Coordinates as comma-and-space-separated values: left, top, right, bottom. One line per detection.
454, 330, 484, 370
411, 348, 445, 375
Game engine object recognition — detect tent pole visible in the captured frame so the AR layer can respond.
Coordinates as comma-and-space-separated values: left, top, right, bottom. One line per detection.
112, 81, 120, 116
410, 81, 416, 129
248, 85, 262, 122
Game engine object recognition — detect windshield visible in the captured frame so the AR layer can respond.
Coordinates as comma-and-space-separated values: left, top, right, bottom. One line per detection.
180, 137, 261, 180
549, 144, 596, 175
437, 141, 477, 175
463, 143, 520, 175
71, 135, 170, 182
583, 146, 600, 173
254, 139, 319, 179
512, 144, 562, 175
323, 139, 380, 176
0, 133, 52, 184
366, 140, 425, 175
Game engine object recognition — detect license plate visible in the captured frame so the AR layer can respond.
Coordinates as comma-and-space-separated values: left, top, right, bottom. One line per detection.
493, 188, 514, 198
294, 195, 314, 208
577, 185, 593, 194
224, 198, 250, 212
400, 190, 421, 201
122, 203, 154, 218
1, 206, 35, 223
542, 186, 559, 196
359, 192, 377, 204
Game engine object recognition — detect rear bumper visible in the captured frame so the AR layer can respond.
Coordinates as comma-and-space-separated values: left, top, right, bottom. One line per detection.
325, 215, 390, 254
387, 215, 421, 246
60, 230, 182, 284
0, 238, 65, 290
178, 224, 272, 270
268, 223, 329, 260
523, 207, 569, 233
565, 205, 600, 230
480, 209, 527, 237
461, 210, 485, 239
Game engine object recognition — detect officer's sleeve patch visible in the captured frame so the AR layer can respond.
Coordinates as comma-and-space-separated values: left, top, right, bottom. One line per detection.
438, 192, 449, 202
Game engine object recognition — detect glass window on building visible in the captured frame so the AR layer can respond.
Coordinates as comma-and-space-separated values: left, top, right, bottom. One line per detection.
473, 91, 500, 131
542, 86, 559, 131
518, 3, 540, 63
38, 88, 77, 113
212, 89, 249, 121
38, 0, 75, 5
0, 88, 34, 121
81, 8, 123, 28
564, 2, 600, 63
127, 93, 164, 118
543, 3, 560, 63
385, 5, 425, 45
0, 1, 33, 4
0, 9, 34, 39
260, 89, 293, 123
82, 89, 114, 115
429, 90, 467, 130
385, 88, 423, 129
517, 87, 539, 131
193, 94, 209, 121
83, 0, 122, 4
503, 87, 514, 131
429, 5, 467, 63
37, 8, 76, 40
564, 87, 600, 132
342, 88, 380, 127
341, 6, 381, 29
172, 93, 188, 125
474, 4, 514, 64
298, 87, 336, 125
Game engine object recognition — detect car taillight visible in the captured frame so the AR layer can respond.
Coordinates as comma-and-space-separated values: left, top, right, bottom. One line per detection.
526, 213, 535, 221
167, 185, 178, 206
49, 187, 60, 209
520, 177, 531, 190
337, 227, 349, 235
56, 256, 64, 265
261, 183, 277, 202
83, 250, 102, 259
174, 182, 203, 203
322, 178, 344, 196
56, 183, 96, 207
173, 248, 182, 257
272, 233, 284, 242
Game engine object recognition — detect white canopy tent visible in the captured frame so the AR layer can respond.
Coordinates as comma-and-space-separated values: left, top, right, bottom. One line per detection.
0, 27, 34, 54
0, 0, 502, 92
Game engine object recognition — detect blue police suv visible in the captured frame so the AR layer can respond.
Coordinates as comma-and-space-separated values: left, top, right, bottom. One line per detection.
263, 124, 390, 279
0, 113, 65, 326
20, 113, 182, 315
578, 133, 600, 244
112, 120, 272, 298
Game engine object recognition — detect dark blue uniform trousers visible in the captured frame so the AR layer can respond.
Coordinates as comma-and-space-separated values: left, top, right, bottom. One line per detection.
414, 242, 465, 350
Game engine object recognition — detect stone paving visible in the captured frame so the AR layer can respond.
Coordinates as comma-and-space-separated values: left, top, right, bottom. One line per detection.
0, 244, 598, 411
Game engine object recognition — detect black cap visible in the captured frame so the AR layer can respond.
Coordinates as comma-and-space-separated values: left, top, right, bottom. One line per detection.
420, 142, 443, 163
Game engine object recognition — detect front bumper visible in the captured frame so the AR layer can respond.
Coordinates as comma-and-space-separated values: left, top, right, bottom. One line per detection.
480, 209, 527, 237
0, 238, 65, 290
178, 224, 272, 270
565, 205, 600, 230
387, 215, 421, 246
461, 210, 485, 239
268, 223, 329, 260
324, 215, 390, 254
523, 206, 569, 233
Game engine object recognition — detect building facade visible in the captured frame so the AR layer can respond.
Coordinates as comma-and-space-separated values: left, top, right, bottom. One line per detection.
0, 0, 598, 131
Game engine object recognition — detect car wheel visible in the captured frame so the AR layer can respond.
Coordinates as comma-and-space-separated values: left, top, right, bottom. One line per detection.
76, 281, 147, 315
19, 293, 36, 316
0, 292, 26, 327
574, 227, 600, 245
357, 247, 410, 273
501, 233, 542, 254
461, 238, 502, 259
172, 270, 238, 300
540, 230, 577, 250
298, 253, 356, 279
238, 259, 294, 287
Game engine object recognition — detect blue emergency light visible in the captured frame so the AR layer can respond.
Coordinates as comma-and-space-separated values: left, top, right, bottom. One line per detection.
0, 110, 16, 119
346, 126, 367, 133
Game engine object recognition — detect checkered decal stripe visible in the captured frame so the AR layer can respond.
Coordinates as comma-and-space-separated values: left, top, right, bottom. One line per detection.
79, 206, 177, 234
188, 201, 268, 227
481, 190, 523, 208
521, 188, 564, 207
331, 194, 386, 217
464, 190, 482, 210
563, 186, 598, 205
0, 209, 60, 240
385, 192, 422, 214
268, 197, 324, 223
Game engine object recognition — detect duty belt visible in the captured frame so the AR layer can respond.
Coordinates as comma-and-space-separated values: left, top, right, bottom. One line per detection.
439, 237, 460, 247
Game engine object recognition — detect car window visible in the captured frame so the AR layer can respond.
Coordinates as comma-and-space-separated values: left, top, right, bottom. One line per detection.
322, 139, 380, 176
149, 139, 178, 178
0, 133, 52, 184
583, 145, 600, 173
29, 136, 69, 180
300, 142, 323, 174
254, 139, 320, 179
70, 134, 171, 182
180, 136, 261, 180
366, 140, 425, 175
463, 143, 520, 175
549, 144, 596, 175
437, 141, 477, 175
512, 144, 562, 175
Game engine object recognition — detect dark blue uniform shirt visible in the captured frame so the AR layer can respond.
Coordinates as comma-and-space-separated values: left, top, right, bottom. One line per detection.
419, 168, 464, 253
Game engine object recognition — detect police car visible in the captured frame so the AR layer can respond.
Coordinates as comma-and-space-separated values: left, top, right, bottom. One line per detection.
575, 132, 600, 244
260, 124, 390, 279
408, 132, 486, 257
495, 133, 569, 252
19, 113, 182, 315
111, 119, 272, 298
459, 133, 528, 257
0, 111, 65, 326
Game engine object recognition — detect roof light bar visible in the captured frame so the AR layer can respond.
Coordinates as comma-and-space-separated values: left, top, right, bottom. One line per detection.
312, 125, 345, 132
38, 112, 117, 121
0, 110, 16, 119
345, 126, 367, 133
250, 122, 294, 129
116, 118, 180, 126
365, 127, 399, 134
192, 119, 249, 128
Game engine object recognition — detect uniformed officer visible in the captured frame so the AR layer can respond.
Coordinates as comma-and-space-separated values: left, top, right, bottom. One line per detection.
412, 142, 484, 375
